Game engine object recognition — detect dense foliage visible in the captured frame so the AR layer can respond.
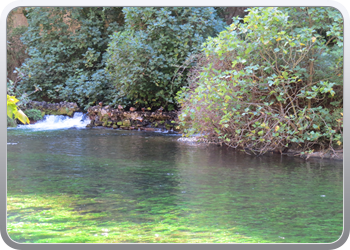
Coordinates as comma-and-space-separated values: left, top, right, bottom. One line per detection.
16, 7, 124, 109
177, 7, 343, 155
105, 7, 225, 110
9, 7, 344, 154
24, 109, 43, 121
14, 7, 225, 111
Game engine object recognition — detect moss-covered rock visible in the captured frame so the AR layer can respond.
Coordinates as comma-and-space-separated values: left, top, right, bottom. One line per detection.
165, 124, 173, 130
101, 114, 109, 122
122, 119, 131, 127
86, 105, 179, 132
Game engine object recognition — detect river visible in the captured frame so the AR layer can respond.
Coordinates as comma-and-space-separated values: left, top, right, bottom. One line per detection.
6, 114, 343, 243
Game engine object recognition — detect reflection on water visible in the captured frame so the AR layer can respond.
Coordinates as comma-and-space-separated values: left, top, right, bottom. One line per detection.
7, 128, 343, 243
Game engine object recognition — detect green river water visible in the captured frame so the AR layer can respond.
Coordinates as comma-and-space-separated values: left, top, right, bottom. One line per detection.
7, 126, 343, 243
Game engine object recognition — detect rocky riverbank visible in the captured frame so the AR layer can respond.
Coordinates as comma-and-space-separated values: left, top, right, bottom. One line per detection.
178, 136, 343, 161
25, 101, 180, 132
24, 101, 342, 160
282, 149, 343, 161
25, 101, 80, 117
86, 105, 180, 132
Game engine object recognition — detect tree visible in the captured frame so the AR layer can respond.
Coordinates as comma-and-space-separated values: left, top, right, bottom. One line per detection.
17, 7, 124, 109
105, 7, 225, 110
177, 7, 343, 155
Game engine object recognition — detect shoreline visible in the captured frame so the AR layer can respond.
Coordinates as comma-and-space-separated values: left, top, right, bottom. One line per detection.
21, 101, 343, 162
177, 136, 343, 161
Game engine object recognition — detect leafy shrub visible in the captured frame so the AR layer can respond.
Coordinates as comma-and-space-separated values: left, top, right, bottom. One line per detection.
58, 68, 119, 110
24, 109, 43, 121
17, 7, 124, 109
177, 7, 343, 155
106, 7, 225, 110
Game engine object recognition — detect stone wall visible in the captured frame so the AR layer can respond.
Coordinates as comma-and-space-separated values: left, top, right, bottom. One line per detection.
86, 105, 180, 132
25, 102, 180, 131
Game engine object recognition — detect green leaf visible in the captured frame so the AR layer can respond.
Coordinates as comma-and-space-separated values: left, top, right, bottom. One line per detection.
7, 104, 17, 118
14, 109, 30, 124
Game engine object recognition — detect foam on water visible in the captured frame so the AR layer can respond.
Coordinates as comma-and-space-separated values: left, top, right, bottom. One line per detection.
16, 112, 90, 131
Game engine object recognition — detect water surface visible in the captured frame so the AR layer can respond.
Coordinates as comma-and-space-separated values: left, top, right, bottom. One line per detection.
7, 124, 343, 243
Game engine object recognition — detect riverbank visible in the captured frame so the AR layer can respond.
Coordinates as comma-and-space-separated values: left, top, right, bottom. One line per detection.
86, 105, 181, 132
23, 101, 181, 132
23, 101, 342, 161
178, 137, 343, 161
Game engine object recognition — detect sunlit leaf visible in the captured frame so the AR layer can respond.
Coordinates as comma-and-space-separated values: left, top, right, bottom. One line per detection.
15, 109, 30, 124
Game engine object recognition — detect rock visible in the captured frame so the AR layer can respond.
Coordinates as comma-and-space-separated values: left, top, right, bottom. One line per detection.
83, 103, 178, 132
122, 119, 131, 127
95, 121, 103, 126
100, 109, 108, 116
144, 128, 155, 132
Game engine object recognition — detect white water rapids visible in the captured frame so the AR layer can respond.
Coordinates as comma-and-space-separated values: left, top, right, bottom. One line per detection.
16, 112, 90, 131
13, 112, 179, 134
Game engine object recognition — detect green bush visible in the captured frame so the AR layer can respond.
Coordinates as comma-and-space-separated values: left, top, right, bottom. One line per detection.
17, 7, 124, 109
24, 109, 43, 121
58, 68, 119, 110
106, 7, 225, 110
177, 7, 343, 155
